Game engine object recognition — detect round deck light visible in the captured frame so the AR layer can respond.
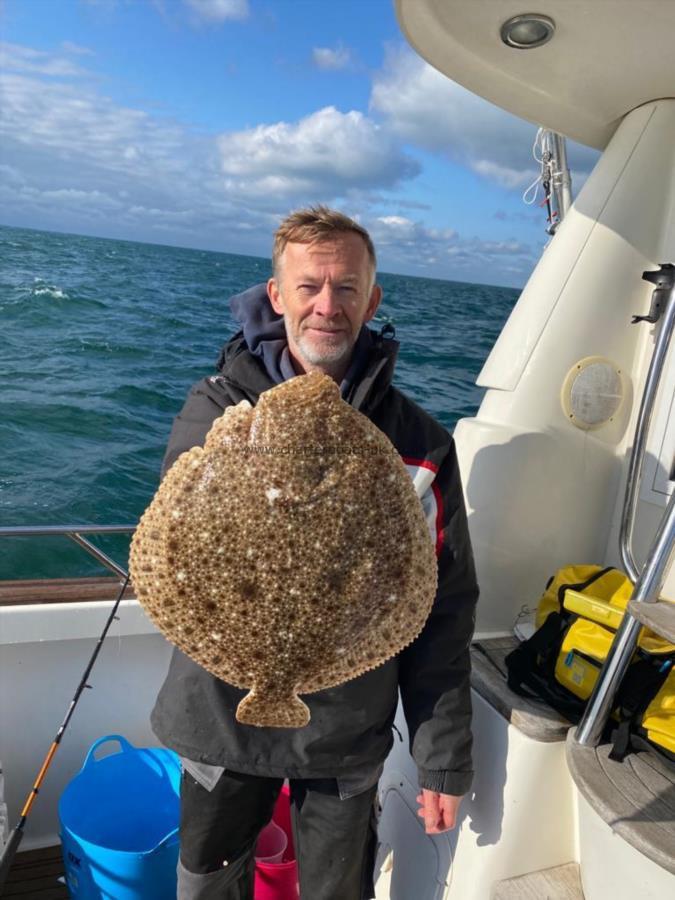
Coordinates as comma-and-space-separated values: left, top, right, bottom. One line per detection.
500, 14, 555, 49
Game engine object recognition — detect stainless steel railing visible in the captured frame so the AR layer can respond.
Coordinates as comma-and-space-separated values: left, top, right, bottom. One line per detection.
0, 525, 136, 579
576, 490, 675, 745
576, 265, 675, 747
619, 267, 675, 582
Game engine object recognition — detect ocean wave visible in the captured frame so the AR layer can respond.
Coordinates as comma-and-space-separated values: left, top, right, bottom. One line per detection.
32, 280, 68, 300
24, 280, 107, 309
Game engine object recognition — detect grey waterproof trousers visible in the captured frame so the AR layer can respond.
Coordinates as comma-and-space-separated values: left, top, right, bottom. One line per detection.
178, 768, 378, 900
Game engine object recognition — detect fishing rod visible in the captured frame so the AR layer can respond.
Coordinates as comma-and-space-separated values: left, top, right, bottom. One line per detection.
0, 573, 131, 892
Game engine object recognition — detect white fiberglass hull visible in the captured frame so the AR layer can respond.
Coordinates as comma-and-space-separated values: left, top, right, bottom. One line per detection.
0, 599, 172, 851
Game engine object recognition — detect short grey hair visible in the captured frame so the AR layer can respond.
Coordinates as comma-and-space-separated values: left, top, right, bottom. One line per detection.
272, 205, 376, 287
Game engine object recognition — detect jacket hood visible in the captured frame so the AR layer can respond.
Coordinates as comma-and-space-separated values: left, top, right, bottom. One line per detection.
220, 282, 400, 410
228, 283, 290, 382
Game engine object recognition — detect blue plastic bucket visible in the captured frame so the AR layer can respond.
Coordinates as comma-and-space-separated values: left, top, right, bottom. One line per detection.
59, 735, 181, 900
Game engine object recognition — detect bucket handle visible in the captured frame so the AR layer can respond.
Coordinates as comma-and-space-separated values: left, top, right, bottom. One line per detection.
81, 734, 136, 770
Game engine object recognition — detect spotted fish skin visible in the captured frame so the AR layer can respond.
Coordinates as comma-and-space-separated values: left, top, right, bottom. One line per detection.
129, 372, 438, 728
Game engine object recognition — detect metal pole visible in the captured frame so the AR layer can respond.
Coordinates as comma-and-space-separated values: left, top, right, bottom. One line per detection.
551, 133, 572, 220
0, 525, 135, 537
620, 273, 675, 582
68, 533, 129, 578
576, 489, 675, 746
0, 524, 135, 579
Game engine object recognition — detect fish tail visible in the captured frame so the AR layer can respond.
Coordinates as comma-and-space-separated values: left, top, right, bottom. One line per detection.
236, 688, 310, 728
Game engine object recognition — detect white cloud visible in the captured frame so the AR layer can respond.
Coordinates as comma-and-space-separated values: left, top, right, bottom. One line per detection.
41, 187, 121, 207
471, 160, 535, 190
0, 70, 190, 181
0, 163, 24, 186
371, 46, 598, 190
368, 213, 537, 283
312, 44, 351, 71
216, 106, 419, 197
0, 41, 88, 77
371, 215, 455, 246
0, 43, 420, 263
0, 170, 124, 223
0, 39, 542, 285
0, 42, 225, 241
0, 42, 198, 190
61, 41, 95, 57
184, 0, 248, 23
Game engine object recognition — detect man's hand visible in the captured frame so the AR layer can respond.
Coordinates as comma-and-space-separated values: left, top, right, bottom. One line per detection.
416, 789, 463, 834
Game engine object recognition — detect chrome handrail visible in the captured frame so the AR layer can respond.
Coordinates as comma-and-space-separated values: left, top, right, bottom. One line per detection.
0, 525, 136, 536
0, 524, 136, 579
576, 489, 675, 746
620, 268, 675, 583
576, 264, 675, 747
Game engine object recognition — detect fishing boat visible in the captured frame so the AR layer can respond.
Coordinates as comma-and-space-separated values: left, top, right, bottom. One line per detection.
2, 0, 675, 897
376, 2, 675, 898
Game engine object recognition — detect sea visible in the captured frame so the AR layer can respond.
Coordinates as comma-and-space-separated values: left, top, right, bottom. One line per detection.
0, 224, 520, 579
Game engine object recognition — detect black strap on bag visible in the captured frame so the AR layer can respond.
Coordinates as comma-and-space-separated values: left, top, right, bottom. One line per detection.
504, 612, 586, 719
505, 611, 566, 694
609, 657, 673, 761
504, 567, 617, 720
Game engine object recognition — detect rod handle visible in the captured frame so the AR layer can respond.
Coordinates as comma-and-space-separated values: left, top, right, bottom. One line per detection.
0, 826, 25, 891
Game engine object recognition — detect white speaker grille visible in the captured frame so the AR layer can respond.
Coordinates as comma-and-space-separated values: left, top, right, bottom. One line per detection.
562, 358, 623, 430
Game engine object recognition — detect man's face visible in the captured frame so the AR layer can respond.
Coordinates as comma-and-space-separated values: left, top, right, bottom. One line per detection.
267, 233, 382, 379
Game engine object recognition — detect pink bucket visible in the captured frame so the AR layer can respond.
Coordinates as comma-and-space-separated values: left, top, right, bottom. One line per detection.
254, 784, 299, 900
255, 821, 287, 864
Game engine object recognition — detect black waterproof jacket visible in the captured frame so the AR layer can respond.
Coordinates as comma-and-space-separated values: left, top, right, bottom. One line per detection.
151, 297, 478, 796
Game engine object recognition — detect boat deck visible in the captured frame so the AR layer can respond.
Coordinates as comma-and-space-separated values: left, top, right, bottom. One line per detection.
4, 844, 69, 899
470, 636, 573, 741
567, 729, 675, 874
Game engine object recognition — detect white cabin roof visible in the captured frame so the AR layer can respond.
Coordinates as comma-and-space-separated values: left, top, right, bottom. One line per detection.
395, 0, 675, 149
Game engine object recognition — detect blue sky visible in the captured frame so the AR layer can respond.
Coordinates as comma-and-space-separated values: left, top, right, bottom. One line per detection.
0, 0, 599, 287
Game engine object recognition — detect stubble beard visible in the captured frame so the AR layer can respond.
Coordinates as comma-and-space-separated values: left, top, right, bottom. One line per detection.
287, 316, 355, 367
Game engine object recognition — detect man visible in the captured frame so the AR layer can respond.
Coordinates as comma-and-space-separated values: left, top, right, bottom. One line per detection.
151, 207, 478, 899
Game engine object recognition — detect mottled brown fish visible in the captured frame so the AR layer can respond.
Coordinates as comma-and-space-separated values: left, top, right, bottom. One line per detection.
130, 372, 438, 727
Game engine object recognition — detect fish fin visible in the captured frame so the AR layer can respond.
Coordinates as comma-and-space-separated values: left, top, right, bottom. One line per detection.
235, 689, 310, 728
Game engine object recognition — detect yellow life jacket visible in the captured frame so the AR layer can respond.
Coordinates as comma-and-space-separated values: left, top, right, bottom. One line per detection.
505, 565, 675, 764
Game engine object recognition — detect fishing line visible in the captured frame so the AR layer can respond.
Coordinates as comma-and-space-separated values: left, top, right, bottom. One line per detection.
0, 572, 131, 891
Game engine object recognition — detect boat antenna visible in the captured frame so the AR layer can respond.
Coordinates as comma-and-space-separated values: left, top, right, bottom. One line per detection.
0, 573, 131, 890
523, 128, 573, 235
